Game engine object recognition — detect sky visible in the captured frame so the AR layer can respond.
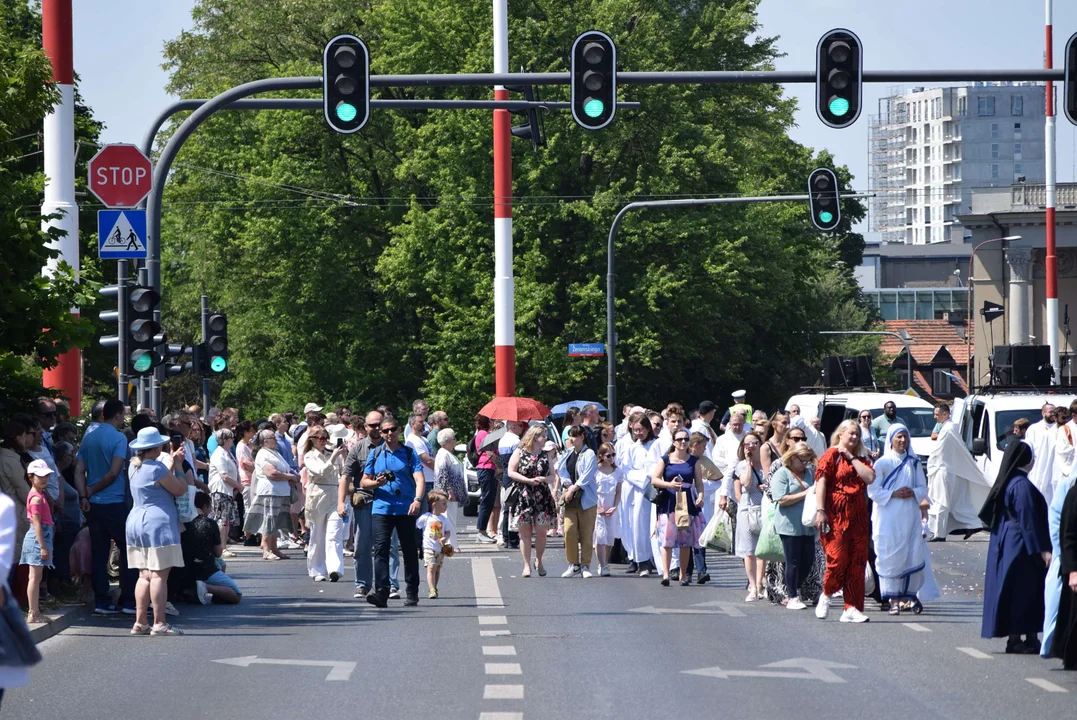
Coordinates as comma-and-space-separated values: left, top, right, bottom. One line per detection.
72, 0, 1077, 238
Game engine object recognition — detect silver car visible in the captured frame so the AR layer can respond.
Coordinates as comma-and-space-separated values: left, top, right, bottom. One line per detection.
458, 418, 562, 517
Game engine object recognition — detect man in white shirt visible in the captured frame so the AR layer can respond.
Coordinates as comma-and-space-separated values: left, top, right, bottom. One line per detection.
690, 401, 719, 458
406, 413, 436, 491
714, 413, 747, 515
1025, 403, 1056, 501
788, 405, 827, 459
615, 403, 633, 441
404, 399, 430, 439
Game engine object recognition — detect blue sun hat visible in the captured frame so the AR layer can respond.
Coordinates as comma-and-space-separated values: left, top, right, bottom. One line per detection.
129, 426, 171, 451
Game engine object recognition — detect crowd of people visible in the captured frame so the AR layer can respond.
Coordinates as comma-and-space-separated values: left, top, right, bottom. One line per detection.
1, 389, 1076, 691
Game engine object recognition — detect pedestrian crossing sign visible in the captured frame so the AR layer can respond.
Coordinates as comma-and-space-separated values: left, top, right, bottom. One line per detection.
98, 209, 147, 259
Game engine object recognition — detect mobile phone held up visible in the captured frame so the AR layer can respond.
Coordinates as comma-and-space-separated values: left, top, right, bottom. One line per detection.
336, 438, 344, 448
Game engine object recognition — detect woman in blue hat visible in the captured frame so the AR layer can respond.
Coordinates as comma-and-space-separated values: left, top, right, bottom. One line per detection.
125, 426, 190, 636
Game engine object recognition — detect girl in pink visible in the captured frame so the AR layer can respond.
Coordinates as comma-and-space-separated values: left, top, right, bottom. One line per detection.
22, 460, 55, 623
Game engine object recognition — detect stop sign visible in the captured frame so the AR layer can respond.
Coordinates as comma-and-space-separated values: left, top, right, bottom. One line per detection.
88, 144, 153, 208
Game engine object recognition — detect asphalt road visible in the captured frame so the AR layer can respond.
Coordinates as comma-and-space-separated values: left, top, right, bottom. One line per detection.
8, 531, 1074, 719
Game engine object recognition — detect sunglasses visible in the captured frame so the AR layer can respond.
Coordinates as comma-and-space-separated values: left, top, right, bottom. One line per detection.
366, 423, 381, 429
673, 437, 689, 443
39, 410, 56, 417
599, 452, 614, 458
381, 426, 399, 433
788, 436, 806, 442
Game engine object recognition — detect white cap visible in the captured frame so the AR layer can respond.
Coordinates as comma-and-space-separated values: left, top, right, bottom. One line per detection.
303, 402, 323, 414
26, 459, 52, 477
326, 423, 349, 441
631, 406, 647, 415
732, 390, 746, 400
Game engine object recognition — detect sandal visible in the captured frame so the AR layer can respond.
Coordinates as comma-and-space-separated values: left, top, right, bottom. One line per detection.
911, 600, 923, 615
26, 613, 48, 624
130, 622, 151, 635
262, 553, 281, 561
521, 566, 531, 578
150, 622, 183, 636
888, 604, 901, 616
273, 552, 290, 560
536, 564, 547, 577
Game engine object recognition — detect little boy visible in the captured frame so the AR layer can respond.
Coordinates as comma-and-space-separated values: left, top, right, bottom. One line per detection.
416, 490, 454, 599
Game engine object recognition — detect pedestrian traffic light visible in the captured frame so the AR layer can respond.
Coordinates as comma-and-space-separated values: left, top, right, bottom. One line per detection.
323, 34, 369, 134
570, 30, 617, 131
128, 285, 162, 376
206, 312, 228, 375
1065, 33, 1077, 126
510, 80, 547, 152
808, 168, 842, 231
816, 29, 862, 129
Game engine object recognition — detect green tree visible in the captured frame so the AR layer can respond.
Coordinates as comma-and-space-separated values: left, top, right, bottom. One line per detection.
157, 0, 873, 422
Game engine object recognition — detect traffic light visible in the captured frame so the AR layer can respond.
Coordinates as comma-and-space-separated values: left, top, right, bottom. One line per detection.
510, 79, 547, 152
816, 29, 862, 129
206, 312, 228, 375
323, 34, 370, 134
570, 30, 617, 130
808, 168, 842, 231
128, 285, 162, 376
1066, 33, 1077, 126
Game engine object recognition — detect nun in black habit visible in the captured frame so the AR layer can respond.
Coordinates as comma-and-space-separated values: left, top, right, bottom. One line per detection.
979, 440, 1052, 654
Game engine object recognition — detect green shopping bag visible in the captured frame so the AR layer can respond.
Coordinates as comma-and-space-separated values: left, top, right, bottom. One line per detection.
755, 496, 785, 563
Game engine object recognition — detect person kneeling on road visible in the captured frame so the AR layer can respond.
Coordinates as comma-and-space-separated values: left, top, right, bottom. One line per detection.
182, 492, 242, 605
416, 490, 456, 599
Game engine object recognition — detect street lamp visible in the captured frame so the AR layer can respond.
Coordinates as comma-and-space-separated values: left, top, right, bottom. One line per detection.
966, 235, 1022, 387
818, 330, 913, 392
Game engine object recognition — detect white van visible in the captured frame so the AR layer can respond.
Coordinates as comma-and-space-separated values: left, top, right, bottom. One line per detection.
785, 391, 937, 461
956, 391, 1076, 485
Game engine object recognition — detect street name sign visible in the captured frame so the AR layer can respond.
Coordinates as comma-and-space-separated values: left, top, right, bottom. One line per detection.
98, 209, 147, 260
568, 343, 605, 357
88, 144, 153, 208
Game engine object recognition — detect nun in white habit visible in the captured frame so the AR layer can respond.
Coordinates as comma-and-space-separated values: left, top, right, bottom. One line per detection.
620, 418, 658, 575
869, 423, 940, 614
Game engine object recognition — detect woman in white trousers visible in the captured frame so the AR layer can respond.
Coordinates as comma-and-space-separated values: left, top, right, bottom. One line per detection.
303, 426, 348, 582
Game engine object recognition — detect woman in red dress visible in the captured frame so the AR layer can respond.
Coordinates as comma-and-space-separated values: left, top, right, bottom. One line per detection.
814, 419, 876, 623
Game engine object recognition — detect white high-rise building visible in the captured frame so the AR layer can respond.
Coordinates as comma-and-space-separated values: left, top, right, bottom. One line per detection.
869, 82, 1046, 245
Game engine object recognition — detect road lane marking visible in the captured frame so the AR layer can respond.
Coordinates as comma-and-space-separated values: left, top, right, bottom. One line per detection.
479, 713, 523, 720
628, 605, 743, 616
481, 629, 512, 637
902, 623, 931, 632
479, 615, 508, 625
683, 658, 857, 684
472, 557, 504, 608
1026, 678, 1068, 693
484, 684, 525, 699
956, 647, 993, 659
485, 663, 523, 675
212, 656, 356, 681
483, 646, 517, 656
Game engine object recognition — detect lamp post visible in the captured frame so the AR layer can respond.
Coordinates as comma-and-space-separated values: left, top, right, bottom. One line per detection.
818, 330, 913, 393
966, 235, 1022, 387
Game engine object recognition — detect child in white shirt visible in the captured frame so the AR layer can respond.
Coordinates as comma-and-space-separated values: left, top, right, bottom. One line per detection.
416, 490, 454, 599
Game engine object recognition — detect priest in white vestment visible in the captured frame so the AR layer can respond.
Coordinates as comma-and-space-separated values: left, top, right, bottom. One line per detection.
927, 410, 990, 540
1025, 403, 1057, 503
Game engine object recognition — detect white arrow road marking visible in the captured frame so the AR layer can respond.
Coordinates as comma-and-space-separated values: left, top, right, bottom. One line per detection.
683, 657, 858, 684
690, 600, 747, 617
212, 656, 356, 682
628, 604, 745, 616
902, 622, 931, 632
956, 647, 993, 660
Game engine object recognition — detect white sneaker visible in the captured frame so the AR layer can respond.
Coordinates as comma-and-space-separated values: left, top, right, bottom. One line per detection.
196, 580, 210, 605
600, 565, 611, 577
786, 597, 807, 610
165, 601, 179, 617
313, 574, 327, 582
745, 591, 758, 602
840, 607, 870, 623
562, 564, 581, 578
581, 566, 593, 579
388, 589, 401, 599
815, 594, 831, 619
343, 549, 355, 557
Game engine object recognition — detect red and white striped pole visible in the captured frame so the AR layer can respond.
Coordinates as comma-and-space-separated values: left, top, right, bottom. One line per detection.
40, 0, 81, 414
492, 0, 515, 397
1045, 0, 1060, 384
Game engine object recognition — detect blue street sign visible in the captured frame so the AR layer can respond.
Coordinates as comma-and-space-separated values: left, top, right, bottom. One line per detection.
568, 343, 605, 357
98, 209, 147, 260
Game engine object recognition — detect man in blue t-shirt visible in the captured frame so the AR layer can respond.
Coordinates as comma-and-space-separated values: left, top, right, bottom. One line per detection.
361, 416, 425, 608
75, 399, 137, 614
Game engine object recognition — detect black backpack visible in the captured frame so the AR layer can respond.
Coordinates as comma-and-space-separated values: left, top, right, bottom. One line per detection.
466, 435, 481, 467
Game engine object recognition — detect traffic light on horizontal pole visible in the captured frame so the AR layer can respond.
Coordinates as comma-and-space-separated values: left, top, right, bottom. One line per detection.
808, 168, 842, 231
571, 30, 617, 130
323, 34, 370, 134
816, 29, 862, 129
1065, 33, 1077, 126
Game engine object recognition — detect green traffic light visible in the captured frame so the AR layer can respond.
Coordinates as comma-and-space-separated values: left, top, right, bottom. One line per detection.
583, 98, 605, 118
818, 211, 834, 224
828, 97, 850, 117
210, 356, 228, 373
133, 353, 152, 373
336, 102, 357, 122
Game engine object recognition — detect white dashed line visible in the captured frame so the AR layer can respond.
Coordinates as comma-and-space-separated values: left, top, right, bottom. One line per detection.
483, 646, 517, 656
479, 713, 524, 720
481, 629, 512, 637
484, 684, 525, 699
902, 622, 931, 632
472, 558, 505, 608
479, 615, 508, 625
1026, 678, 1068, 693
956, 647, 993, 660
485, 662, 523, 675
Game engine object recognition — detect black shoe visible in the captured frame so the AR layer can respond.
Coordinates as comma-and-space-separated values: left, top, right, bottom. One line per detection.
365, 589, 388, 608
927, 536, 946, 543
1021, 637, 1041, 654
660, 577, 670, 587
329, 572, 340, 583
625, 562, 638, 574
697, 573, 710, 585
243, 535, 260, 547
680, 577, 691, 587
403, 596, 419, 607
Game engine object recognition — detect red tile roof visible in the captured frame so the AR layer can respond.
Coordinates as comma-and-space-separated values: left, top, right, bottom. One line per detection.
879, 320, 973, 366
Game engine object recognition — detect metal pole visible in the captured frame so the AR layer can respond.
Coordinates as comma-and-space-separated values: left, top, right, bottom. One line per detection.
605, 193, 871, 412
966, 235, 1021, 387
117, 261, 128, 404
201, 295, 210, 413
818, 331, 912, 393
492, 0, 515, 397
1046, 0, 1060, 384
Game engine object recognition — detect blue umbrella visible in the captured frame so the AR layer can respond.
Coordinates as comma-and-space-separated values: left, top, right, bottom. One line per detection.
549, 401, 608, 418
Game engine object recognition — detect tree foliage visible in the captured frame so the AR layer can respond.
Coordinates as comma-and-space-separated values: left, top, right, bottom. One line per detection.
157, 0, 875, 421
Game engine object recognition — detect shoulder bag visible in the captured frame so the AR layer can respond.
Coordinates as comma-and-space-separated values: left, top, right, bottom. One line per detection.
744, 467, 763, 534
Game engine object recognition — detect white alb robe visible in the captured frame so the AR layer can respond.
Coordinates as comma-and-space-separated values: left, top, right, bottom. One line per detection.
869, 432, 940, 603
620, 438, 656, 564
926, 421, 990, 538
1025, 419, 1057, 503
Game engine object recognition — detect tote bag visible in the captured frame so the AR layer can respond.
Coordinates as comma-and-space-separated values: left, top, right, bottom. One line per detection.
702, 510, 733, 552
175, 485, 198, 523
801, 491, 819, 528
755, 496, 785, 562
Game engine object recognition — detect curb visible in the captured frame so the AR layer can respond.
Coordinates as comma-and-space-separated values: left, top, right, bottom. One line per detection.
29, 601, 91, 645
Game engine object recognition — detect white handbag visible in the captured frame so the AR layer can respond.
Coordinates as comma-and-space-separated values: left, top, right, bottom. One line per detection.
801, 491, 819, 528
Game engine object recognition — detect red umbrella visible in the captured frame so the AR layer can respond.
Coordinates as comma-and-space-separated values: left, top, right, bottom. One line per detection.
478, 396, 552, 422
